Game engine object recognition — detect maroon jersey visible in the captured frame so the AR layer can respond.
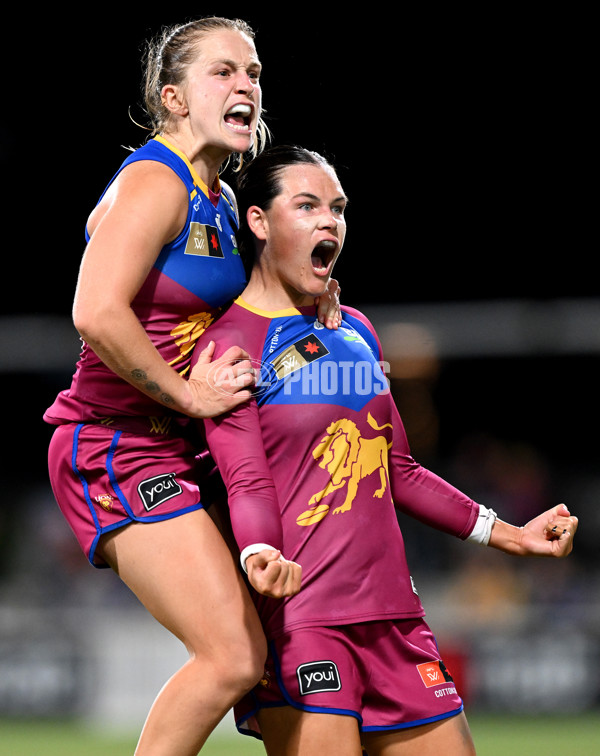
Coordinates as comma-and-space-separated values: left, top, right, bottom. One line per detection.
197, 299, 479, 639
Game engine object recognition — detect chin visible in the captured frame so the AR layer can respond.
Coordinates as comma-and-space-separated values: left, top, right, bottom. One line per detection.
224, 131, 253, 153
305, 285, 329, 302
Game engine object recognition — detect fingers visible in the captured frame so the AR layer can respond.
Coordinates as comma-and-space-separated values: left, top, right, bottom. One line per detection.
187, 343, 256, 418
247, 549, 302, 599
220, 344, 252, 363
207, 345, 257, 395
543, 504, 578, 557
544, 515, 579, 541
194, 340, 216, 364
549, 503, 570, 518
316, 278, 342, 329
550, 525, 577, 557
518, 503, 579, 558
212, 360, 256, 392
543, 503, 578, 537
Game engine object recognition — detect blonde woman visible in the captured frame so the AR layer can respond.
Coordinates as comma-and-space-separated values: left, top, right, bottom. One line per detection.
45, 19, 336, 755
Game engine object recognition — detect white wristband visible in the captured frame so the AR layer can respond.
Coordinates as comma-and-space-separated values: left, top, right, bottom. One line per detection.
240, 543, 277, 573
467, 505, 497, 545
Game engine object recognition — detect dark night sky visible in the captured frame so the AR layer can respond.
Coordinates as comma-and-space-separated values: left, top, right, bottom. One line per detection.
0, 9, 597, 567
2, 8, 594, 317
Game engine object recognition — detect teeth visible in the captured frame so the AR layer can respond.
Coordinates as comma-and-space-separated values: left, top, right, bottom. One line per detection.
317, 240, 336, 249
227, 104, 252, 116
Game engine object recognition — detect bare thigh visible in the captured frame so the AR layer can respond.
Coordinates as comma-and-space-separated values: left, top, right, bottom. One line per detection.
99, 509, 266, 665
257, 706, 363, 756
362, 712, 476, 756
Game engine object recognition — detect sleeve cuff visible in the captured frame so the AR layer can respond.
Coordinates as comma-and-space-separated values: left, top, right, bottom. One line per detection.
239, 543, 277, 573
467, 505, 497, 545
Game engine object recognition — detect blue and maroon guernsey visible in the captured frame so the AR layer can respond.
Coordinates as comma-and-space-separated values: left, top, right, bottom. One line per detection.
198, 299, 480, 639
45, 137, 246, 425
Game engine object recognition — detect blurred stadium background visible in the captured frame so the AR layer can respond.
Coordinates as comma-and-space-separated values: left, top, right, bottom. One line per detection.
1, 7, 596, 754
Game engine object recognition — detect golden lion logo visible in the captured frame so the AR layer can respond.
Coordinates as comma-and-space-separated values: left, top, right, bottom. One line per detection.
296, 413, 392, 526
169, 312, 214, 375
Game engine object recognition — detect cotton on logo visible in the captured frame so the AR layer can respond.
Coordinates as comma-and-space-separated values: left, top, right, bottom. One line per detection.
416, 660, 454, 688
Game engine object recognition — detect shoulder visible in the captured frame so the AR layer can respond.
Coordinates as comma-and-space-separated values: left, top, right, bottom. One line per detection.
340, 305, 384, 356
341, 305, 376, 333
87, 159, 188, 241
200, 301, 268, 360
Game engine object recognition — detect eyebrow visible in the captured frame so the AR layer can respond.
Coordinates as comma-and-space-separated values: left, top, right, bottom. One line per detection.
210, 57, 262, 71
292, 192, 348, 204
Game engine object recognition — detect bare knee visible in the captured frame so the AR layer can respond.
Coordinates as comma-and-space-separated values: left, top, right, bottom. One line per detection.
189, 631, 267, 697
227, 635, 267, 692
220, 607, 267, 692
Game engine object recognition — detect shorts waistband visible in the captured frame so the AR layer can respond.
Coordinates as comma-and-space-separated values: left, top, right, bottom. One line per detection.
97, 415, 190, 436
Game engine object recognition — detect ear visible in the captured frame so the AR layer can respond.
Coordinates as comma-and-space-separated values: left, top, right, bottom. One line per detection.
246, 206, 268, 240
161, 84, 189, 117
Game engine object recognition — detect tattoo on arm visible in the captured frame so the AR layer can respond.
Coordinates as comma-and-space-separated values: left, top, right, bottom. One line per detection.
131, 369, 147, 382
131, 369, 175, 406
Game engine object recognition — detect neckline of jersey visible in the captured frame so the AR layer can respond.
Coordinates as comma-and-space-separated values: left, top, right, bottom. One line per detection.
153, 135, 221, 199
234, 296, 307, 319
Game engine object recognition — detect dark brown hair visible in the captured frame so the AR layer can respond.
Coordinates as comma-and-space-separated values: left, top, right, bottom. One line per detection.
236, 145, 335, 261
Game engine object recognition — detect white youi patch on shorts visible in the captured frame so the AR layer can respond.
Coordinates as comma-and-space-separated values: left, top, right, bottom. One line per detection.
297, 661, 341, 696
138, 473, 182, 511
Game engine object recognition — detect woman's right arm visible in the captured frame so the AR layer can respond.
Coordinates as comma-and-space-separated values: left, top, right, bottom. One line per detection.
74, 161, 253, 418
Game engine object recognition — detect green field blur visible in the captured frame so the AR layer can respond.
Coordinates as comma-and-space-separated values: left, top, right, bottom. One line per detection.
0, 713, 599, 755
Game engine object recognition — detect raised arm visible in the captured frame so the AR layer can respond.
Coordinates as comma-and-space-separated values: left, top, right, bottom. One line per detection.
388, 405, 578, 556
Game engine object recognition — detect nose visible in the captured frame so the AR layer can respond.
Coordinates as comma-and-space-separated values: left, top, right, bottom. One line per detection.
235, 70, 256, 97
320, 210, 338, 230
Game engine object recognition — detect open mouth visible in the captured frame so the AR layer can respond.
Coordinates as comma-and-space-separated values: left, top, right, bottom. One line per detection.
224, 103, 253, 133
311, 240, 337, 275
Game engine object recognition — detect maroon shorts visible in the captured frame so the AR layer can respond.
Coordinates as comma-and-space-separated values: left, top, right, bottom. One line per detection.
235, 618, 463, 738
48, 422, 205, 567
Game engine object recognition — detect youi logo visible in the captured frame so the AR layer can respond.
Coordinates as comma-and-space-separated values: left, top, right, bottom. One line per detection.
138, 473, 182, 511
297, 660, 341, 696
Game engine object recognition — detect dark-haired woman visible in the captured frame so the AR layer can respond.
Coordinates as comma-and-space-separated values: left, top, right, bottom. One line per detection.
194, 145, 578, 755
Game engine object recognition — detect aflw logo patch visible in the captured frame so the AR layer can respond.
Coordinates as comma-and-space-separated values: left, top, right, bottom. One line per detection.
138, 473, 182, 511
297, 661, 341, 696
184, 223, 224, 257
271, 334, 329, 379
416, 660, 454, 688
